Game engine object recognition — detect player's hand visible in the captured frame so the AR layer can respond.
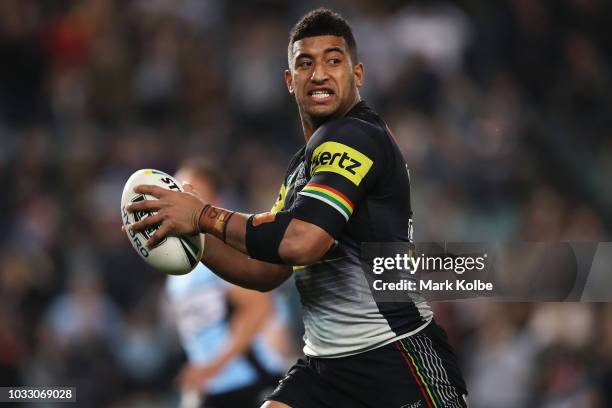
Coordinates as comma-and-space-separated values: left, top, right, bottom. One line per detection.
126, 184, 206, 248
177, 362, 223, 391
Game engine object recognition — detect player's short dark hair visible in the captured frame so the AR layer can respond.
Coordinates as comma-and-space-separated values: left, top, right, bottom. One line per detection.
179, 157, 221, 193
288, 8, 358, 66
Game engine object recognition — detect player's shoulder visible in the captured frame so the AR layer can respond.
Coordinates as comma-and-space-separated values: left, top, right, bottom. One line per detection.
312, 115, 385, 144
326, 114, 382, 132
307, 120, 387, 164
310, 101, 389, 148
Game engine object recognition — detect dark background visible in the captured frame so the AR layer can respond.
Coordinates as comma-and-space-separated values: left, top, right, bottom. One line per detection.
1, 0, 611, 406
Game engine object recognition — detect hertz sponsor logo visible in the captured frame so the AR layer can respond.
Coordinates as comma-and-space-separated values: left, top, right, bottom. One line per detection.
310, 141, 373, 186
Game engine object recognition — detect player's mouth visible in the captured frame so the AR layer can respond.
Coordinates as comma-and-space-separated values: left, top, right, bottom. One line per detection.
307, 88, 335, 104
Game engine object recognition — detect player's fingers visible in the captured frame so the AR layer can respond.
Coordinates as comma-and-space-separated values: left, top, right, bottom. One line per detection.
126, 199, 162, 213
133, 184, 167, 197
129, 213, 163, 233
146, 222, 171, 249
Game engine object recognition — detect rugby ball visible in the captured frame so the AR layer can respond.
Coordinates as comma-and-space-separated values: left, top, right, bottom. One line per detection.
120, 169, 204, 275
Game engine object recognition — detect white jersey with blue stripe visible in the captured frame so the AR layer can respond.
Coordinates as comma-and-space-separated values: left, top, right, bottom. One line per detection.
166, 263, 285, 395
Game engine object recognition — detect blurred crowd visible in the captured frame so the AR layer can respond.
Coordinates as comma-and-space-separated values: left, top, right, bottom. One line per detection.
0, 0, 611, 406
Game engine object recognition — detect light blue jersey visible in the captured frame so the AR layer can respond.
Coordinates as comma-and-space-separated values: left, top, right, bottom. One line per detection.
166, 263, 286, 395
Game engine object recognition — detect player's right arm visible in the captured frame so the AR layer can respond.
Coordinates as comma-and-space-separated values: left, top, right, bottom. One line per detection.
127, 118, 383, 271
202, 234, 292, 292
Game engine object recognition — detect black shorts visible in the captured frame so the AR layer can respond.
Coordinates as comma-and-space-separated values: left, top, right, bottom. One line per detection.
266, 321, 467, 408
204, 374, 282, 408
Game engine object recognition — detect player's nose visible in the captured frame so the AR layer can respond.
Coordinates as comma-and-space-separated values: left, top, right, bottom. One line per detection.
310, 61, 329, 83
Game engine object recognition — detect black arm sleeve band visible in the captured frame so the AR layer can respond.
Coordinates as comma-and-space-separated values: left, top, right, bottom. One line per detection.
245, 211, 293, 264
293, 194, 347, 239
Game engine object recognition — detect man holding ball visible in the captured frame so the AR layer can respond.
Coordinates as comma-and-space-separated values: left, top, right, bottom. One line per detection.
128, 8, 467, 408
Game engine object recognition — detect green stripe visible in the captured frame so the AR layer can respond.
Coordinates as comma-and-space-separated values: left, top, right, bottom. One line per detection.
398, 339, 438, 407
302, 188, 351, 216
400, 339, 443, 407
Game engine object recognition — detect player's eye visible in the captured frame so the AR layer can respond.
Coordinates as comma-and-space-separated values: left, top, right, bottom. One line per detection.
329, 58, 342, 65
297, 60, 312, 69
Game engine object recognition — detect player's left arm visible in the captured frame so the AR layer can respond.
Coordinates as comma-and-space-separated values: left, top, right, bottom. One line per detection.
127, 121, 382, 265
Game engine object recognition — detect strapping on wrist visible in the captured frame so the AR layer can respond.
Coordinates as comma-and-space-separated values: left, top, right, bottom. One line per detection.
198, 204, 235, 242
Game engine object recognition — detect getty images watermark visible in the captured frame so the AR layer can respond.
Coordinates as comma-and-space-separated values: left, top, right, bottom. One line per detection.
371, 252, 492, 292
360, 242, 612, 302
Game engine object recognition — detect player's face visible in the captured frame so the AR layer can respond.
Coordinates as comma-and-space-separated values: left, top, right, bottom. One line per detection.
285, 35, 363, 124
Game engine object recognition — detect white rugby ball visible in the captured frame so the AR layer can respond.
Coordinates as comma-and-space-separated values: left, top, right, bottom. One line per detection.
120, 169, 203, 275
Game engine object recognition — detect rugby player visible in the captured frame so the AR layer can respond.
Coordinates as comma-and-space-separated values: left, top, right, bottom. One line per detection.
167, 158, 288, 408
128, 8, 468, 407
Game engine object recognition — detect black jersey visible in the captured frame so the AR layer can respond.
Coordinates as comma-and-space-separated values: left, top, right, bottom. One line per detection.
271, 101, 432, 357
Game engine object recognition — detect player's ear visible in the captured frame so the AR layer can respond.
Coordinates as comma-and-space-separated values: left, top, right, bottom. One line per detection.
354, 63, 364, 88
285, 69, 294, 94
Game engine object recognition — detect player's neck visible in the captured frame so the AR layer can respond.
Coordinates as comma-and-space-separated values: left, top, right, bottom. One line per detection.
300, 97, 361, 142
301, 119, 317, 142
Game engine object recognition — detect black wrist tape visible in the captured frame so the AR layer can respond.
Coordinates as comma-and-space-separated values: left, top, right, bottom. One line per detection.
245, 211, 292, 264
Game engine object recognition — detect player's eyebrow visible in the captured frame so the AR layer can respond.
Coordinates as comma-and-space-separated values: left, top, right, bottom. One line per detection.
295, 52, 313, 61
294, 47, 346, 62
323, 47, 345, 55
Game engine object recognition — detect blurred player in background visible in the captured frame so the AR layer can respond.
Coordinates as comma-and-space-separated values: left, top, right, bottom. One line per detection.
167, 158, 288, 408
129, 8, 467, 408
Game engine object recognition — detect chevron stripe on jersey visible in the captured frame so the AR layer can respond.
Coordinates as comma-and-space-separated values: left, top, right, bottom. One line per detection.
299, 183, 354, 220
